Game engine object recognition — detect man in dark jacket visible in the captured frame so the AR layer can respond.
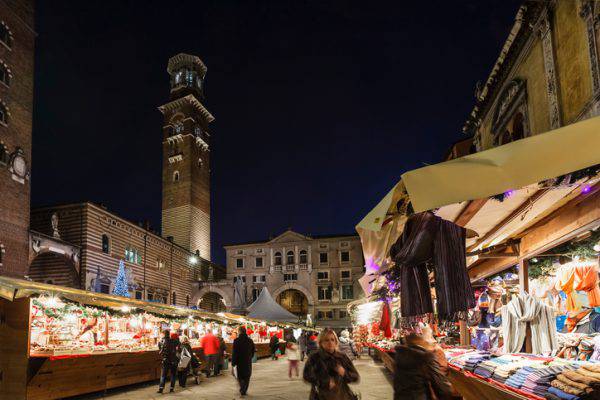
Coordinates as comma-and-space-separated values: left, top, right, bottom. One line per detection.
158, 330, 180, 393
393, 334, 454, 400
232, 326, 256, 396
269, 334, 280, 360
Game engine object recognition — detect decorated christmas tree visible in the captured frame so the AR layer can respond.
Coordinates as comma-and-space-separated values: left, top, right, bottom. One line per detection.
113, 260, 131, 297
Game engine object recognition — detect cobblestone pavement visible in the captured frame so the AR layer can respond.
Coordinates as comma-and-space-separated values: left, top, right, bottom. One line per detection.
76, 356, 393, 400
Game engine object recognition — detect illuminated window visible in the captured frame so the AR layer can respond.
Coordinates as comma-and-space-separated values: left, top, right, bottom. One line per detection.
0, 23, 12, 49
125, 247, 141, 264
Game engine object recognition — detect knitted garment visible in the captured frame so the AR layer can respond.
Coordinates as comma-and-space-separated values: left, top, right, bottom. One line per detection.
501, 293, 558, 355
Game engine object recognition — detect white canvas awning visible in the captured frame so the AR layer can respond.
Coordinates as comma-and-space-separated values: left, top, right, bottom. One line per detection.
246, 287, 299, 322
356, 116, 600, 285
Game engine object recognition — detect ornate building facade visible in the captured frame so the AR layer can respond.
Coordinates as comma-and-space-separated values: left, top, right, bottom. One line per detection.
196, 230, 364, 329
463, 0, 600, 154
0, 0, 34, 278
160, 54, 213, 261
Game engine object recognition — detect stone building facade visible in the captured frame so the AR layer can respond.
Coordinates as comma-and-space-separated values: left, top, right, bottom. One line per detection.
198, 230, 364, 329
463, 0, 600, 154
160, 54, 213, 261
30, 202, 220, 306
0, 0, 34, 278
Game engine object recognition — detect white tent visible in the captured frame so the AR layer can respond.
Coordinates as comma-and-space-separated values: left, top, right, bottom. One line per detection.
246, 287, 299, 322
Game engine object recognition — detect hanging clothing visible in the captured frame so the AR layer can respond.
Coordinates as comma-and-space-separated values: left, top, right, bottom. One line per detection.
573, 263, 600, 308
501, 293, 558, 355
380, 302, 393, 338
390, 212, 474, 321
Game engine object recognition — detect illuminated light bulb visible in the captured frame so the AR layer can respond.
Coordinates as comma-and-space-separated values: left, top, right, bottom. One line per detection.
65, 313, 78, 323
121, 306, 131, 313
593, 241, 600, 252
582, 185, 592, 194
531, 258, 538, 263
130, 318, 140, 328
189, 256, 198, 265
43, 296, 64, 309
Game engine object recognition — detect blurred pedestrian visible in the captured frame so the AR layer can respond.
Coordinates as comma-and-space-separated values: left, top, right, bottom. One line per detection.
177, 335, 195, 388
287, 339, 301, 379
270, 333, 280, 360
306, 332, 318, 355
303, 328, 360, 400
158, 330, 180, 393
201, 328, 220, 377
215, 332, 227, 375
299, 332, 308, 361
232, 325, 256, 396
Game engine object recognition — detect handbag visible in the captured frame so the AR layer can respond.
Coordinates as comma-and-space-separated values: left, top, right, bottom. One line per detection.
178, 346, 192, 370
252, 353, 257, 363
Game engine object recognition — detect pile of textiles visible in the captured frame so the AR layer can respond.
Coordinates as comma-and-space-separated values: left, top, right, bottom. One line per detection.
445, 350, 489, 371
474, 358, 504, 379
556, 333, 600, 361
505, 366, 546, 389
464, 353, 491, 372
520, 364, 578, 397
547, 363, 600, 400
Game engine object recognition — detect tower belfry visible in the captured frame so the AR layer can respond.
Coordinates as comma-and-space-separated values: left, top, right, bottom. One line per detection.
159, 53, 213, 260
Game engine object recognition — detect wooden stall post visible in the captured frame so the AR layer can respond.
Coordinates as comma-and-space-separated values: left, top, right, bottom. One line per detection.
459, 320, 470, 346
518, 259, 532, 353
0, 298, 30, 400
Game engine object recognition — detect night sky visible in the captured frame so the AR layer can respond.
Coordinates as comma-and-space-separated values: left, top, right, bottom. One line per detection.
32, 1, 522, 264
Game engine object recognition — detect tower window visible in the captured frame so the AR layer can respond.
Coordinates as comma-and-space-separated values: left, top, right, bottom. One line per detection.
186, 70, 194, 86
173, 171, 179, 182
0, 143, 7, 165
101, 234, 110, 254
0, 23, 12, 49
174, 122, 183, 134
0, 62, 10, 87
0, 101, 9, 126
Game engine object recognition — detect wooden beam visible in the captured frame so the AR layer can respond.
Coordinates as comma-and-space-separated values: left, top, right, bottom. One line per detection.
454, 198, 489, 227
468, 256, 519, 282
467, 189, 549, 252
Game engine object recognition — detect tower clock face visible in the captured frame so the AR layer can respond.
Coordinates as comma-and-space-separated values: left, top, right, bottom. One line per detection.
11, 151, 27, 178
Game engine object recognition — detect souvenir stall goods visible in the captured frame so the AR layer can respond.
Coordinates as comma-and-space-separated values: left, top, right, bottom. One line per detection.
444, 348, 600, 400
0, 276, 314, 400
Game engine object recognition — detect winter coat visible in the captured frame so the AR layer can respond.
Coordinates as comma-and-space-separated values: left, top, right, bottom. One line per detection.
307, 336, 318, 354
299, 335, 308, 351
217, 337, 227, 365
178, 343, 196, 372
232, 333, 255, 379
201, 332, 220, 355
159, 336, 180, 366
303, 349, 359, 400
338, 337, 356, 359
270, 335, 280, 353
287, 342, 301, 361
393, 344, 453, 400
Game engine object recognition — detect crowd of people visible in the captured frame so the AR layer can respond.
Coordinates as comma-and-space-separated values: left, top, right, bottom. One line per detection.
157, 325, 456, 399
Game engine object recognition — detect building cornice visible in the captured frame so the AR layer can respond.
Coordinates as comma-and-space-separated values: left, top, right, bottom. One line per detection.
158, 94, 215, 123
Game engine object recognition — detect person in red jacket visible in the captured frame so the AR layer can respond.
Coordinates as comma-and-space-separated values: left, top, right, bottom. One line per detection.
201, 330, 221, 377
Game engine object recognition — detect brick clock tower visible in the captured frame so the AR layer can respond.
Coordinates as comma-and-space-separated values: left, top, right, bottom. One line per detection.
159, 54, 213, 260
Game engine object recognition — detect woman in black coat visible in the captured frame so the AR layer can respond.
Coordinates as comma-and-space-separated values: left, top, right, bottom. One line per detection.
232, 326, 256, 396
303, 328, 359, 400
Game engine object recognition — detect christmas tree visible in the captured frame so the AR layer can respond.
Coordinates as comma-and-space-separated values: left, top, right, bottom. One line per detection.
113, 260, 131, 297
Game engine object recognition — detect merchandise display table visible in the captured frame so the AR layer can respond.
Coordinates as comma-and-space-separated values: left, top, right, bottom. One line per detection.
448, 366, 543, 400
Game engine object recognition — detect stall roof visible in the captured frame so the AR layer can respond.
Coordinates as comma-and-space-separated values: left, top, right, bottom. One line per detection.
246, 287, 300, 323
0, 276, 318, 330
356, 117, 600, 283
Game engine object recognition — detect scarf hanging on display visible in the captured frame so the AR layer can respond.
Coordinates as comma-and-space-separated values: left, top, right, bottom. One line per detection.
390, 211, 475, 323
501, 293, 558, 355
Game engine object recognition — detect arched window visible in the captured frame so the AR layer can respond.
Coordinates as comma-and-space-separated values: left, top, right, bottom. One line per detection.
0, 22, 12, 49
0, 101, 8, 125
274, 252, 282, 266
173, 171, 179, 182
511, 112, 525, 141
0, 61, 10, 87
299, 250, 307, 264
172, 291, 177, 305
0, 143, 7, 165
101, 234, 110, 254
286, 250, 295, 265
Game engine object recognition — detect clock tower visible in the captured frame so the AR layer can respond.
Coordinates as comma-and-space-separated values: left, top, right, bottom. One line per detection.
159, 53, 213, 260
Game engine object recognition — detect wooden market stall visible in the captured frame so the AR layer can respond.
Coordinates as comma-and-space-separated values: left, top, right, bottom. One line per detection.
0, 277, 306, 400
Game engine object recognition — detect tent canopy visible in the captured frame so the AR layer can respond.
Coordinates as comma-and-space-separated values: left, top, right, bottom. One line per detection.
356, 116, 600, 286
246, 287, 299, 322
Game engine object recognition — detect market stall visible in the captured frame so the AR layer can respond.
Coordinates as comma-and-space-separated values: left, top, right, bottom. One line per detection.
353, 117, 600, 399
0, 276, 310, 400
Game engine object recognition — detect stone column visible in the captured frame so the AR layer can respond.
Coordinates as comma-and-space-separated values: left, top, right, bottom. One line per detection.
539, 7, 562, 128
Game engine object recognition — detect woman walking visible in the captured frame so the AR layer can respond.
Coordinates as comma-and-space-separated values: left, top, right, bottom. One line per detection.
299, 332, 308, 361
286, 339, 301, 379
270, 334, 280, 360
303, 328, 360, 400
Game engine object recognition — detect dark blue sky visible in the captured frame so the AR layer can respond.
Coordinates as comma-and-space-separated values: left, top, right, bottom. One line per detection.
32, 1, 522, 264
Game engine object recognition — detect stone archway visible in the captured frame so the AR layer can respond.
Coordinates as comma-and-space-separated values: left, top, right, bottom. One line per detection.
272, 283, 314, 306
28, 230, 81, 288
276, 289, 309, 316
192, 284, 233, 311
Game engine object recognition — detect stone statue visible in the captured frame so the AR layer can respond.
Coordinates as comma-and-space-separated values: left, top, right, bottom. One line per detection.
233, 277, 246, 309
51, 212, 60, 239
